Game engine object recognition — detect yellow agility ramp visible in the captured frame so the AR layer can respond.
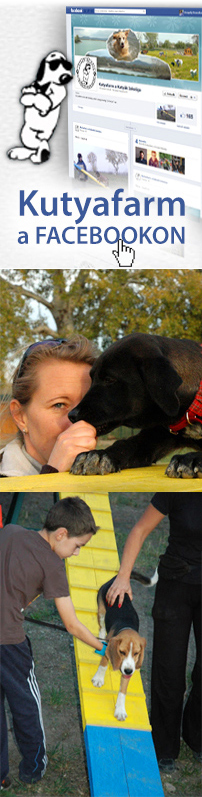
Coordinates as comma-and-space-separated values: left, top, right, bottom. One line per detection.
63, 491, 164, 797
2, 464, 202, 492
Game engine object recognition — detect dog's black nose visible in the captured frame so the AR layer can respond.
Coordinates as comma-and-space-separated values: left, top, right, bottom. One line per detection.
124, 668, 133, 675
68, 407, 79, 423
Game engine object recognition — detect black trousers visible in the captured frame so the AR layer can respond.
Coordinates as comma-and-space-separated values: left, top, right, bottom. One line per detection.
151, 578, 201, 761
0, 636, 47, 783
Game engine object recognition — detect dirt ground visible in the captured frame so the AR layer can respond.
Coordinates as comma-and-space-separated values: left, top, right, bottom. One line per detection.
1, 492, 201, 797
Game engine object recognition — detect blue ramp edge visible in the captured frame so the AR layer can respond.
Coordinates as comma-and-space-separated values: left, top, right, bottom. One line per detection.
84, 726, 164, 797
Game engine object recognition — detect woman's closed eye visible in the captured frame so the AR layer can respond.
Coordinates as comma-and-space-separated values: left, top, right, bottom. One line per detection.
53, 402, 69, 410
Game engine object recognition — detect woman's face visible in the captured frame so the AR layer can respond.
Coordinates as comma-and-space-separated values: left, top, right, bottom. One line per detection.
14, 358, 92, 464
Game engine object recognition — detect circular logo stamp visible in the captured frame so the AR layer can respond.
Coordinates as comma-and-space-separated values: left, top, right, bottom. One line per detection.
76, 56, 97, 90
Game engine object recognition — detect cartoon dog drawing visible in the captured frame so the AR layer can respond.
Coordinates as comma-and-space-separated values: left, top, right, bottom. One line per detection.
7, 51, 72, 164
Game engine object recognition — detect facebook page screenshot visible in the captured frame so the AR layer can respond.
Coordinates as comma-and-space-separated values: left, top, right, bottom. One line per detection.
66, 6, 202, 218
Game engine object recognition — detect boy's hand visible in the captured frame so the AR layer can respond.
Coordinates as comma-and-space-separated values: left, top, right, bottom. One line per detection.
55, 596, 105, 651
95, 640, 108, 655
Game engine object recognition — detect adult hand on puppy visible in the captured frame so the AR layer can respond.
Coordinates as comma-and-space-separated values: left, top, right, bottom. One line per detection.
106, 572, 133, 607
47, 420, 97, 472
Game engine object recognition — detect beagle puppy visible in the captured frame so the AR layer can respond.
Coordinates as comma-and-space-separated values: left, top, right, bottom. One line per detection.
92, 576, 147, 721
8, 51, 72, 164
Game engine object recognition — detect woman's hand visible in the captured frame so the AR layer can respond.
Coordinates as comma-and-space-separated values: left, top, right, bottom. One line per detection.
106, 506, 165, 606
47, 420, 97, 472
106, 572, 133, 608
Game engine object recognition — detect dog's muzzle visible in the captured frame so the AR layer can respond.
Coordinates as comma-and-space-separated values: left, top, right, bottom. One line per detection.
60, 73, 73, 84
68, 407, 80, 423
121, 665, 134, 677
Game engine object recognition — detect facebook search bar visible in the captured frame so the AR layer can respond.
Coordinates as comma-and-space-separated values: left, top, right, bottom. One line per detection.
94, 8, 146, 13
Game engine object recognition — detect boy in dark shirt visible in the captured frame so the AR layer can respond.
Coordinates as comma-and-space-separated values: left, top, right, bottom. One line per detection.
0, 496, 104, 789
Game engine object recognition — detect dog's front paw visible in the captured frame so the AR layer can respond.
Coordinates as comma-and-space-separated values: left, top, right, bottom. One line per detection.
166, 452, 202, 478
70, 450, 116, 475
115, 709, 127, 721
92, 663, 107, 687
114, 706, 127, 721
92, 673, 105, 688
114, 694, 127, 721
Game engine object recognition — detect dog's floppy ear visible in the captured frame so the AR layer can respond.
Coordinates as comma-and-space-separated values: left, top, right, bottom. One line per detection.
36, 58, 46, 82
140, 355, 182, 415
107, 638, 122, 670
136, 637, 146, 669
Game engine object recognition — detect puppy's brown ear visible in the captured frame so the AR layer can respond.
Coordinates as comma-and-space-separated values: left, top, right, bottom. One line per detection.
125, 30, 130, 35
140, 355, 182, 415
136, 637, 147, 669
107, 638, 122, 670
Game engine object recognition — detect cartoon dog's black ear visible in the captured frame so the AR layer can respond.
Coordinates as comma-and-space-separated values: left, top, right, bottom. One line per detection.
140, 355, 182, 415
36, 58, 46, 82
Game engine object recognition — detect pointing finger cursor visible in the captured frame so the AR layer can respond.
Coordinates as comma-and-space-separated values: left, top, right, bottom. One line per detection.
112, 238, 135, 267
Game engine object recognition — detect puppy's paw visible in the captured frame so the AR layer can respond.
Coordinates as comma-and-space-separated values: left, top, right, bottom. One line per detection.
92, 663, 107, 687
114, 706, 127, 721
166, 452, 202, 479
70, 450, 116, 475
92, 673, 105, 688
114, 694, 127, 721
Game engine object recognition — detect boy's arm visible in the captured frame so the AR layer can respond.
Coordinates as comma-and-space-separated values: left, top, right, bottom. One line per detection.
55, 595, 103, 651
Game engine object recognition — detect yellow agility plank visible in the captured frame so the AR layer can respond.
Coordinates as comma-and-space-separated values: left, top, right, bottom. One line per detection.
89, 510, 114, 530
81, 689, 151, 731
70, 546, 119, 570
89, 530, 117, 550
78, 663, 143, 696
70, 587, 98, 611
62, 491, 152, 734
2, 464, 202, 491
67, 566, 98, 588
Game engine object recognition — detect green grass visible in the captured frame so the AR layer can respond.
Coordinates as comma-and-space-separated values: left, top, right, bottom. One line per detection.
25, 596, 59, 623
148, 49, 198, 80
109, 491, 169, 571
43, 685, 73, 708
43, 683, 77, 709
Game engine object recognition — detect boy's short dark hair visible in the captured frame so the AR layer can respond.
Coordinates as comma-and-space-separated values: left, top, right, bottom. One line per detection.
44, 496, 99, 537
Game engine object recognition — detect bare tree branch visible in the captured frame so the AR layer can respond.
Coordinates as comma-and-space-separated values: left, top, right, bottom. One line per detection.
0, 275, 53, 311
32, 323, 57, 337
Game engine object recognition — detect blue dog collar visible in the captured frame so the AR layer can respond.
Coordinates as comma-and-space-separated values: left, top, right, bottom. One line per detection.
95, 640, 108, 656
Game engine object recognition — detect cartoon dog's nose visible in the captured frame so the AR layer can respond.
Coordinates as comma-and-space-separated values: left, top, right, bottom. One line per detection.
68, 407, 79, 423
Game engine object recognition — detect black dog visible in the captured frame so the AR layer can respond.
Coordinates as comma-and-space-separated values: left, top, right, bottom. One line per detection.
69, 333, 202, 478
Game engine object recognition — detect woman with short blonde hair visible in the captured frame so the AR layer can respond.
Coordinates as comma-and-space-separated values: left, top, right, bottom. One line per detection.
0, 336, 98, 477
